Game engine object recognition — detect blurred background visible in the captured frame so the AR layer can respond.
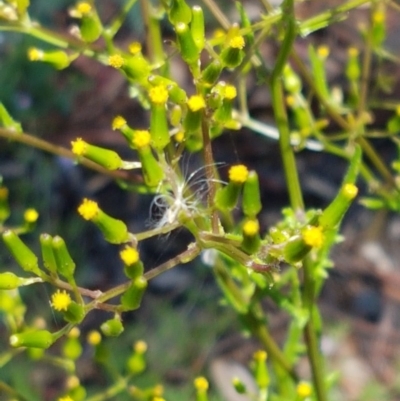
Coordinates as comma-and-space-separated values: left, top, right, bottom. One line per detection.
1, 1, 400, 400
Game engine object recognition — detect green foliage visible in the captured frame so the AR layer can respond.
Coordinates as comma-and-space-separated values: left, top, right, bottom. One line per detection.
0, 0, 399, 400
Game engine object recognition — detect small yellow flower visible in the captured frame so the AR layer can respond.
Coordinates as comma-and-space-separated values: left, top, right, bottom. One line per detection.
71, 138, 87, 156
153, 384, 164, 397
253, 350, 267, 362
120, 246, 139, 265
132, 130, 151, 149
229, 35, 245, 49
187, 95, 206, 112
0, 186, 8, 200
213, 28, 225, 39
286, 95, 296, 107
153, 398, 165, 401
108, 54, 124, 69
51, 290, 72, 312
297, 381, 312, 398
24, 208, 39, 223
229, 164, 249, 184
27, 47, 43, 61
348, 47, 359, 57
68, 327, 80, 338
302, 226, 324, 248
66, 375, 80, 389
149, 85, 169, 105
317, 45, 329, 58
87, 330, 102, 345
224, 85, 237, 100
194, 376, 209, 391
58, 396, 74, 401
112, 115, 127, 130
77, 198, 99, 220
134, 340, 147, 354
129, 42, 142, 55
174, 130, 185, 143
342, 183, 358, 200
372, 10, 385, 24
396, 105, 400, 116
76, 1, 92, 15
243, 219, 259, 236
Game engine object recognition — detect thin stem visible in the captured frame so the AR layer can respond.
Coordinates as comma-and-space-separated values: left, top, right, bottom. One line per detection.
201, 0, 231, 30
107, 0, 139, 38
357, 4, 375, 118
201, 113, 219, 233
0, 128, 141, 184
299, 0, 372, 36
302, 258, 327, 401
291, 51, 395, 188
140, 0, 164, 67
241, 304, 298, 382
144, 243, 201, 280
269, 1, 304, 210
85, 375, 130, 401
0, 381, 31, 401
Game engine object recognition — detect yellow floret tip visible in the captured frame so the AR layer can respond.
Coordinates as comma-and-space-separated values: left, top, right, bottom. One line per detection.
24, 208, 39, 223
253, 349, 267, 361
28, 47, 43, 61
87, 330, 102, 345
149, 85, 169, 105
302, 226, 324, 248
76, 2, 92, 15
348, 47, 359, 57
342, 183, 358, 199
194, 376, 209, 391
68, 327, 80, 339
0, 186, 8, 200
120, 246, 139, 265
71, 138, 87, 156
66, 375, 80, 389
129, 42, 142, 55
132, 130, 151, 149
78, 198, 99, 220
297, 382, 312, 398
109, 54, 124, 69
153, 384, 164, 397
224, 85, 237, 100
134, 340, 148, 354
213, 29, 225, 39
58, 396, 74, 401
51, 290, 72, 312
243, 219, 259, 236
112, 115, 127, 130
317, 45, 330, 58
229, 164, 249, 184
229, 35, 245, 49
174, 131, 185, 143
187, 95, 206, 112
372, 10, 385, 24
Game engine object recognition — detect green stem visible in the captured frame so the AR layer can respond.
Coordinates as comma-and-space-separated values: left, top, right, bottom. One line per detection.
241, 304, 298, 382
269, 0, 304, 211
85, 375, 131, 401
201, 113, 219, 233
0, 128, 141, 184
291, 52, 394, 188
106, 0, 139, 38
299, 0, 372, 36
0, 380, 32, 401
141, 0, 164, 67
302, 259, 327, 401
